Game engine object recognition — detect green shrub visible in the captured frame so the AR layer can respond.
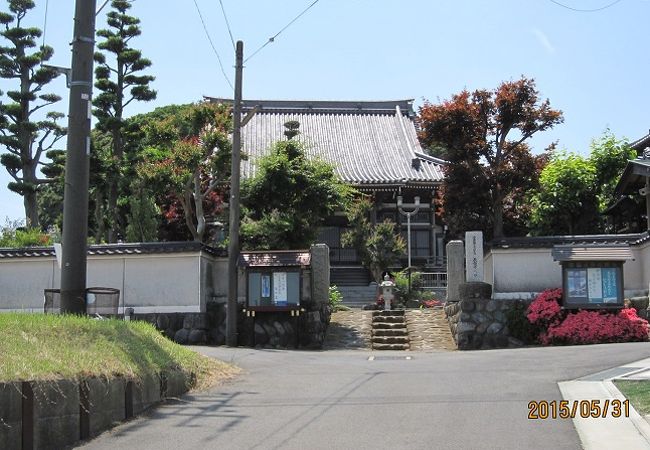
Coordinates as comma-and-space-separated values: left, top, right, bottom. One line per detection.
329, 285, 343, 310
505, 300, 539, 345
394, 270, 424, 306
0, 227, 51, 248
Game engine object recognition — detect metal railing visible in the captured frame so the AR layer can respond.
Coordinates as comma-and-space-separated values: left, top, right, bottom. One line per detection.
420, 272, 448, 290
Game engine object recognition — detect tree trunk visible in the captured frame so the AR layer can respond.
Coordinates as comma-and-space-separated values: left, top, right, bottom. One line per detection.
19, 52, 39, 228
24, 189, 39, 229
107, 128, 124, 243
94, 189, 105, 244
193, 171, 205, 243
492, 185, 505, 238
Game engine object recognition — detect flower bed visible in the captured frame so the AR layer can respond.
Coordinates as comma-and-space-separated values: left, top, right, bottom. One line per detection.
524, 288, 649, 345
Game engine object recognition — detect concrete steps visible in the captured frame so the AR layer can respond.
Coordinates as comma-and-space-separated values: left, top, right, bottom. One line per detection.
338, 285, 377, 308
371, 310, 409, 350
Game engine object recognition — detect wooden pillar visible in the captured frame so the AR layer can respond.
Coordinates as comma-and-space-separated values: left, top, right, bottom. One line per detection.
646, 177, 650, 232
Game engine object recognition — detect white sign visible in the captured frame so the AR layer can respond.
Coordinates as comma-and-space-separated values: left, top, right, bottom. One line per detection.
465, 231, 484, 282
273, 272, 288, 303
587, 268, 603, 302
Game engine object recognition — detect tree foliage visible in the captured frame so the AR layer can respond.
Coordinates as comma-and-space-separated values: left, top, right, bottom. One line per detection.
138, 103, 232, 242
418, 77, 563, 239
93, 0, 156, 242
0, 0, 66, 228
528, 152, 600, 235
341, 197, 406, 283
125, 180, 159, 242
528, 131, 636, 235
589, 131, 635, 211
241, 122, 352, 250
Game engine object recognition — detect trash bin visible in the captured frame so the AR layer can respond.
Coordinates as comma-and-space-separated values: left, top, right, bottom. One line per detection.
42, 287, 120, 316
86, 287, 120, 316
43, 289, 61, 314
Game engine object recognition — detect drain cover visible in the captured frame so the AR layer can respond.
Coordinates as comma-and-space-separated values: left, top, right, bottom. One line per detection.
368, 356, 413, 361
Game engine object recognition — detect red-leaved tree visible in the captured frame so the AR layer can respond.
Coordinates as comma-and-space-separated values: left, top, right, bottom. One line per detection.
418, 77, 563, 238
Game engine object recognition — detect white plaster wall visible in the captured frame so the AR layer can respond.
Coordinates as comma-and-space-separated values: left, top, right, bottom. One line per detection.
0, 258, 56, 311
0, 252, 213, 313
491, 248, 561, 293
484, 252, 494, 285
123, 255, 200, 310
625, 245, 645, 294
635, 241, 650, 293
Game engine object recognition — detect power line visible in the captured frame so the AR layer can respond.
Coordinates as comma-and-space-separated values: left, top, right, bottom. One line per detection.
41, 0, 49, 50
218, 0, 236, 50
192, 0, 234, 90
245, 0, 321, 63
549, 0, 623, 12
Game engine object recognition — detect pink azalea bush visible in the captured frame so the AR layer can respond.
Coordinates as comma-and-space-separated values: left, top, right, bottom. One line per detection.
526, 288, 564, 327
526, 288, 649, 345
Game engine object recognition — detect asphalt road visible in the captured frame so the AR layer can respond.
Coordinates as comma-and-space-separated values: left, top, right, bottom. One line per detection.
78, 343, 650, 450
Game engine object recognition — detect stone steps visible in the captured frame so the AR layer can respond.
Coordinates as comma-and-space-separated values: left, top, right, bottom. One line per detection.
371, 310, 409, 351
371, 336, 409, 344
372, 343, 410, 351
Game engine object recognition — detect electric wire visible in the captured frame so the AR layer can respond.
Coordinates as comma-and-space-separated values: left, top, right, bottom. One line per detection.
192, 0, 234, 90
218, 0, 236, 50
245, 0, 321, 63
41, 0, 49, 51
548, 0, 623, 12
96, 0, 111, 16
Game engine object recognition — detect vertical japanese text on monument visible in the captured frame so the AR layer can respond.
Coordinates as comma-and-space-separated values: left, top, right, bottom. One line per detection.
465, 231, 484, 282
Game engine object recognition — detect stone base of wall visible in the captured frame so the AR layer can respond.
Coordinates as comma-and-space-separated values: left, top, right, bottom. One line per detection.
444, 282, 530, 350
135, 301, 331, 350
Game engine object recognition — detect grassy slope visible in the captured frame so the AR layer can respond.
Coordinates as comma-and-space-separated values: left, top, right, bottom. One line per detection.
0, 313, 238, 390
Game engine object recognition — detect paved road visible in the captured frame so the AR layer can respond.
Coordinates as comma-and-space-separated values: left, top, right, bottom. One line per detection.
79, 343, 650, 450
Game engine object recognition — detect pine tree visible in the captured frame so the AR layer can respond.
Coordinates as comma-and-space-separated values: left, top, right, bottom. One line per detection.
0, 0, 66, 228
93, 0, 156, 242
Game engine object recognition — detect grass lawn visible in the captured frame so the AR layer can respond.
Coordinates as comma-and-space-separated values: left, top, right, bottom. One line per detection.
0, 313, 239, 390
613, 380, 650, 416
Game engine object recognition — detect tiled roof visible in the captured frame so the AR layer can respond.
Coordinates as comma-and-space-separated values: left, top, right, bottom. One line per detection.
630, 132, 650, 152
238, 250, 311, 267
490, 232, 649, 249
205, 98, 445, 186
0, 242, 226, 259
614, 158, 650, 196
551, 244, 634, 262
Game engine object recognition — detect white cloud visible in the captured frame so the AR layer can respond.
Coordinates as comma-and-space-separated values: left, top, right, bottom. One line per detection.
532, 28, 556, 55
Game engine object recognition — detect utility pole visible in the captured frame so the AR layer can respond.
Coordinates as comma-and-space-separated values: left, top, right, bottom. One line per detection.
60, 0, 97, 314
227, 41, 244, 346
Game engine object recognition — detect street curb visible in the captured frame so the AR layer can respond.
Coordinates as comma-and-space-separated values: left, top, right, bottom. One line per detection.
559, 357, 650, 450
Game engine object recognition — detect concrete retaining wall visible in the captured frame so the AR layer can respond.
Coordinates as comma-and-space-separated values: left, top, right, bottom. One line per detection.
0, 370, 192, 450
0, 382, 22, 450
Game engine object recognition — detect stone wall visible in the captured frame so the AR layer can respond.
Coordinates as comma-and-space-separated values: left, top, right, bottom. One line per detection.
444, 282, 526, 350
135, 299, 331, 350
0, 370, 192, 450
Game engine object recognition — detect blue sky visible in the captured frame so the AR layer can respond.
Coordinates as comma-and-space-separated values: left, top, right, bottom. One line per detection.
1, 0, 649, 223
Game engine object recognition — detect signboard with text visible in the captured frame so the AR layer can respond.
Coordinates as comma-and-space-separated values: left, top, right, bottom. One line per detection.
562, 263, 623, 309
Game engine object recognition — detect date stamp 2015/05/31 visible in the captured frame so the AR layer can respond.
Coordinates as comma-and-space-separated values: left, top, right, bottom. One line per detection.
528, 400, 630, 419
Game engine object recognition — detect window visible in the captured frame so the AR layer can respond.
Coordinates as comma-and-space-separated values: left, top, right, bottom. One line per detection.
401, 229, 430, 257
